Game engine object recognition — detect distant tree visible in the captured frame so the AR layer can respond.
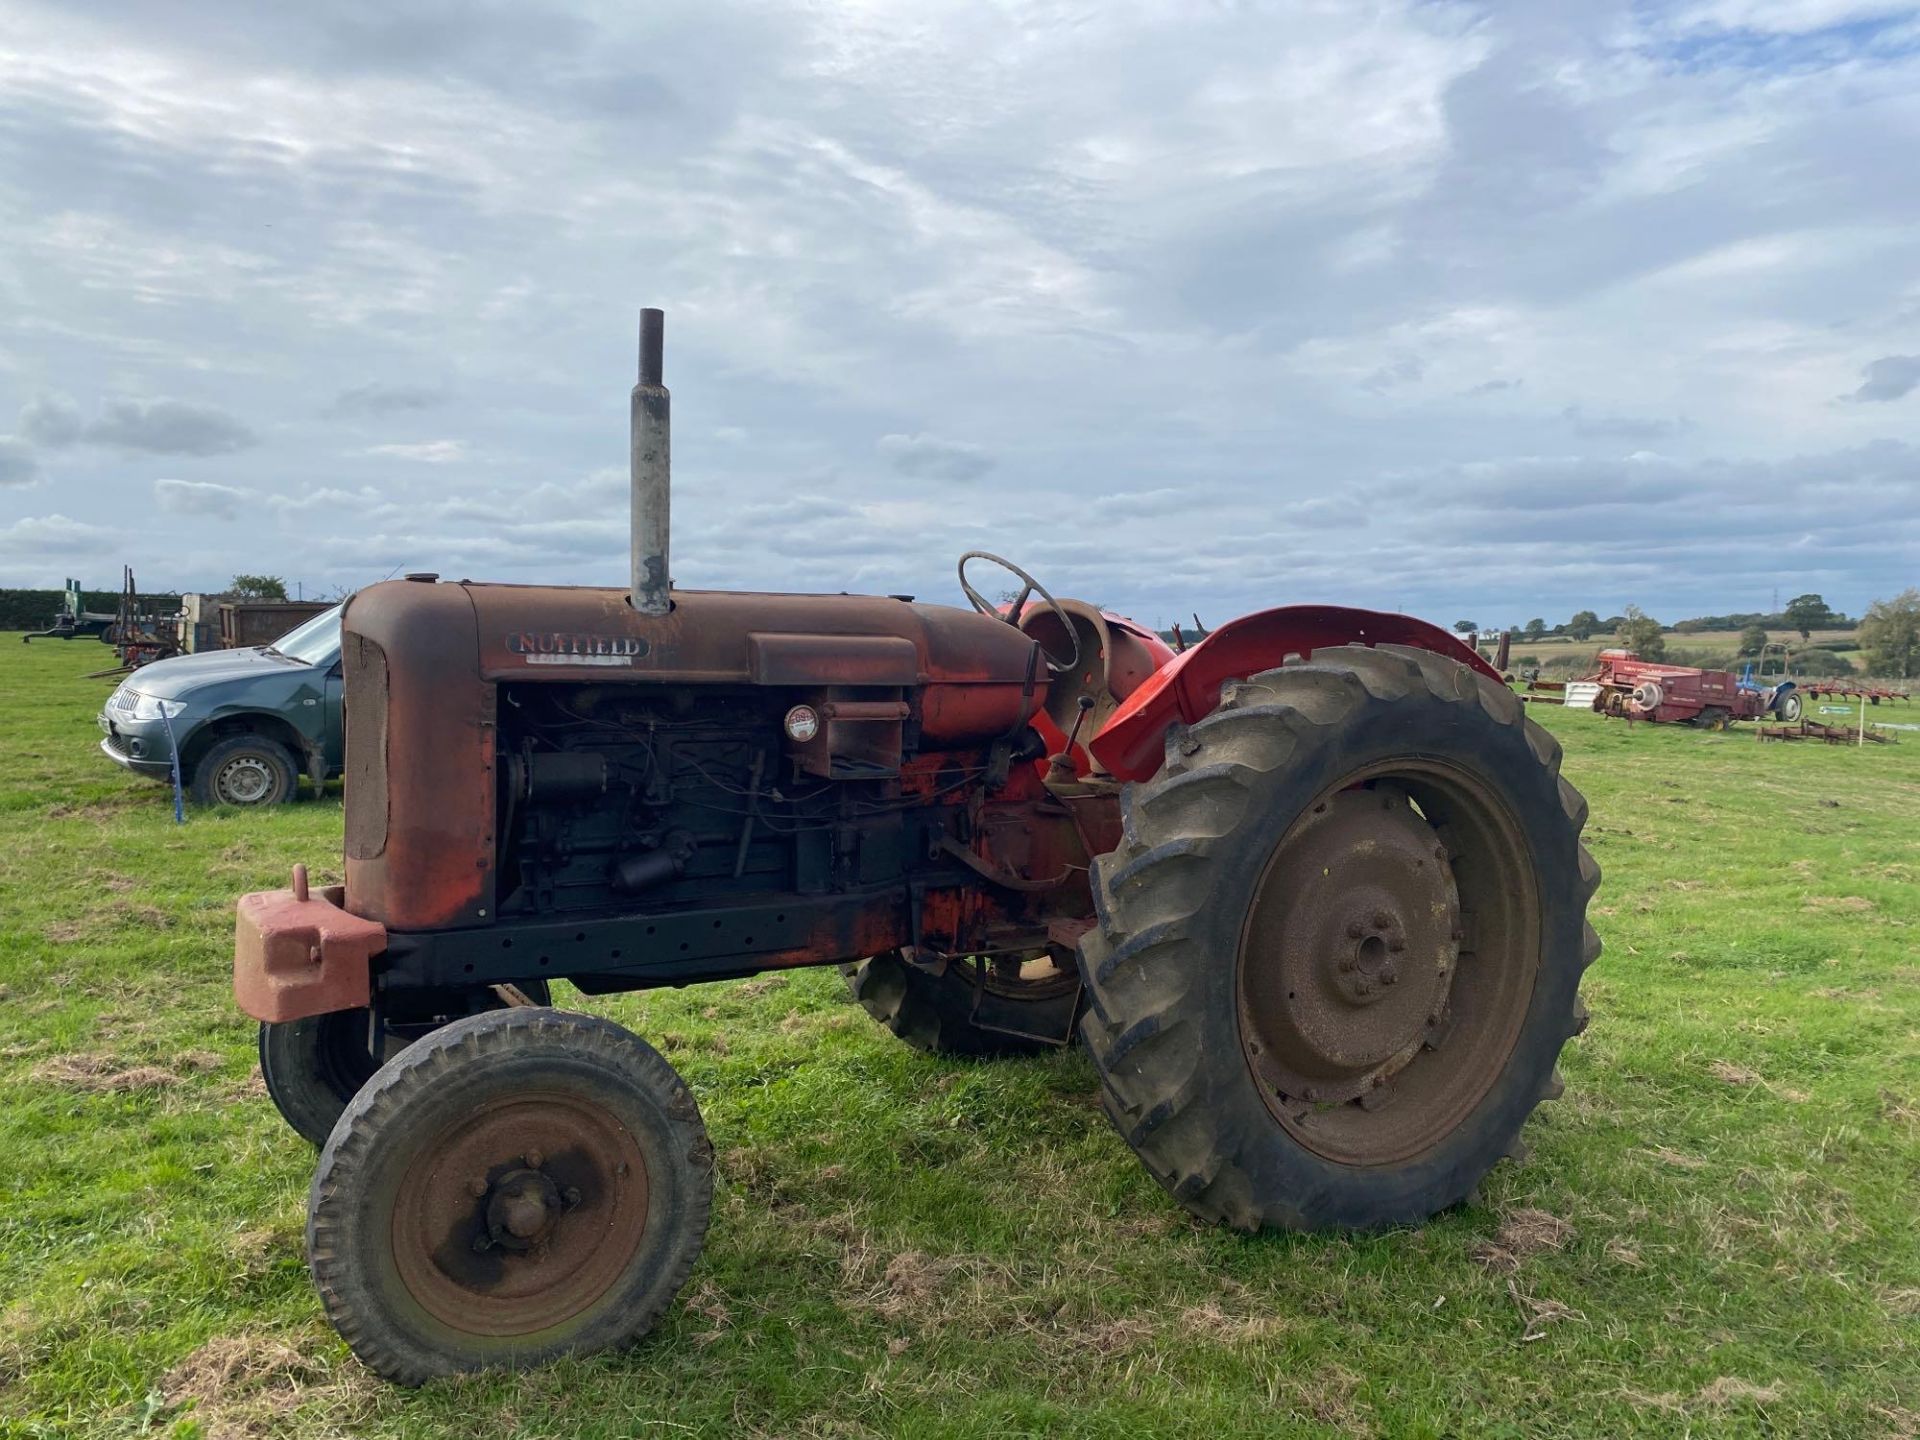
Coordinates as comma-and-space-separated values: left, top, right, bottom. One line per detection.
1858, 589, 1920, 677
1616, 604, 1666, 660
1523, 617, 1546, 639
1783, 593, 1835, 640
229, 574, 288, 601
1453, 620, 1478, 635
1737, 624, 1769, 657
1567, 609, 1599, 641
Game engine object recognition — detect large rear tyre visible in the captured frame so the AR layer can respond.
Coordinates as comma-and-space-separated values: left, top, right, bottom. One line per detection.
259, 982, 551, 1146
1077, 645, 1600, 1231
840, 948, 1084, 1057
307, 1008, 712, 1384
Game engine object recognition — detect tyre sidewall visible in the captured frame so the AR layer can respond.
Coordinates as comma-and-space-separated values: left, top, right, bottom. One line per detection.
259, 1012, 381, 1146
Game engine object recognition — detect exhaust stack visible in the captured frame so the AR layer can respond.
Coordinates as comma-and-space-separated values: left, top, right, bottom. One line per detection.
630, 307, 671, 615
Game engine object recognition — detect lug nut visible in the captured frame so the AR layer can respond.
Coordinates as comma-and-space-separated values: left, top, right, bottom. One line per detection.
563, 1186, 583, 1208
1338, 955, 1357, 973
1355, 978, 1374, 996
472, 1233, 494, 1253
1346, 921, 1364, 939
1380, 964, 1398, 986
1373, 911, 1391, 929
1388, 937, 1405, 953
524, 1150, 544, 1169
467, 1178, 489, 1199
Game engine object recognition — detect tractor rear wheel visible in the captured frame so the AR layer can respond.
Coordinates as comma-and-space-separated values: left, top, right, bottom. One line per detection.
1077, 645, 1599, 1231
840, 949, 1083, 1057
307, 1008, 712, 1384
260, 982, 551, 1146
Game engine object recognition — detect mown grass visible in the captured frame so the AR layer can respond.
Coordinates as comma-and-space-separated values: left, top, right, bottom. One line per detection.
1, 634, 1916, 1439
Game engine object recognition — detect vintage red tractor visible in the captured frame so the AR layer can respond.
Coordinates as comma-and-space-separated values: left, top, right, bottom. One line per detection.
234, 311, 1600, 1383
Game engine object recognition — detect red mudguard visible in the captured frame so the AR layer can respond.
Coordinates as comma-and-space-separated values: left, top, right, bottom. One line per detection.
1088, 606, 1502, 782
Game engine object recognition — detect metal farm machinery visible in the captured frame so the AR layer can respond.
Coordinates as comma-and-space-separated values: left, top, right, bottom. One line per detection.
232, 310, 1601, 1383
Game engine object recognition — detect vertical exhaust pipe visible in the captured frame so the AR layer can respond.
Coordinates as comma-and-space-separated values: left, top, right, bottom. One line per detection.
630, 307, 671, 615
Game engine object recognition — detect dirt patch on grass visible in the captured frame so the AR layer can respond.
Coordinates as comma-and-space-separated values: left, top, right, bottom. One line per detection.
164, 1334, 369, 1439
1695, 1376, 1783, 1407
44, 795, 144, 821
1709, 1059, 1762, 1086
683, 1280, 733, 1347
30, 1053, 179, 1092
1472, 1208, 1573, 1271
1803, 895, 1875, 913
1623, 1377, 1785, 1415
735, 975, 788, 999
1178, 1301, 1290, 1344
177, 1048, 227, 1073
875, 1250, 964, 1321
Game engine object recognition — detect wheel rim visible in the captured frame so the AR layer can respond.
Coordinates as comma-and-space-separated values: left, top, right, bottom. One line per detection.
1237, 761, 1540, 1167
215, 754, 277, 804
391, 1091, 651, 1337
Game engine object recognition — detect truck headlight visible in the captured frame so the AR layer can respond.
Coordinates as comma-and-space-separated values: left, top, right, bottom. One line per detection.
126, 692, 182, 721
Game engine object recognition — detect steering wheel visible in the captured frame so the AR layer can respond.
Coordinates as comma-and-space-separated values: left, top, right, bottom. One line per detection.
957, 551, 1083, 675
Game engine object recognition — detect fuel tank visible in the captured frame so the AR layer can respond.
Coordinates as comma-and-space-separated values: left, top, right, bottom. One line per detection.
341, 578, 1048, 932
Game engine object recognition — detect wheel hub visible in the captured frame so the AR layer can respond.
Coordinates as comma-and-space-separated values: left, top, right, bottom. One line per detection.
218, 756, 272, 803
481, 1166, 571, 1251
391, 1094, 650, 1337
1239, 786, 1460, 1107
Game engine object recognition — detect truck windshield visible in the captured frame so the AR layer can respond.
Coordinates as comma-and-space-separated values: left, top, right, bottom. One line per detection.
268, 604, 344, 664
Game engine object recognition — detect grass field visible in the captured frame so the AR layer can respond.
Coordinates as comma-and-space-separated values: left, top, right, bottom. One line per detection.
2, 634, 1917, 1439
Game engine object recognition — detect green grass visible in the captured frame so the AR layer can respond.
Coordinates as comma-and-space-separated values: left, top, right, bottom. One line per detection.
1, 634, 1917, 1439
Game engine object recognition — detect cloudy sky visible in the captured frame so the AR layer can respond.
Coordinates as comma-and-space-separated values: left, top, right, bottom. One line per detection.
1, 0, 1917, 631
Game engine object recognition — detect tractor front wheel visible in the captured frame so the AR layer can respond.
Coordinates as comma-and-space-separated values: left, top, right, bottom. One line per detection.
307, 1008, 712, 1384
1077, 644, 1599, 1231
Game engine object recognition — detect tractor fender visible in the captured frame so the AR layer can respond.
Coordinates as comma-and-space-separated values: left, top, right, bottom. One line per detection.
1087, 606, 1501, 782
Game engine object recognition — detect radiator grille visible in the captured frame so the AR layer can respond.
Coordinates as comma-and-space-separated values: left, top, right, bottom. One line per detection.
343, 632, 389, 860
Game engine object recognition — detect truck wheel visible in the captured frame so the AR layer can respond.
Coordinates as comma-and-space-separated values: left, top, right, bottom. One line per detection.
260, 983, 551, 1146
308, 1008, 713, 1384
1078, 644, 1599, 1231
840, 949, 1084, 1056
191, 733, 299, 806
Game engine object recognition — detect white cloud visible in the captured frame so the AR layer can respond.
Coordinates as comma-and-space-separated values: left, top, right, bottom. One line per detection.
876, 433, 995, 482
153, 477, 246, 517
363, 440, 467, 463
0, 512, 117, 558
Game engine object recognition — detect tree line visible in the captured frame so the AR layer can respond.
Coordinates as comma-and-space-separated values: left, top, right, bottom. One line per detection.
1467, 591, 1919, 679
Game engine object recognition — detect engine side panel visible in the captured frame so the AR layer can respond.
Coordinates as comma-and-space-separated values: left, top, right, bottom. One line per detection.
339, 579, 1097, 986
